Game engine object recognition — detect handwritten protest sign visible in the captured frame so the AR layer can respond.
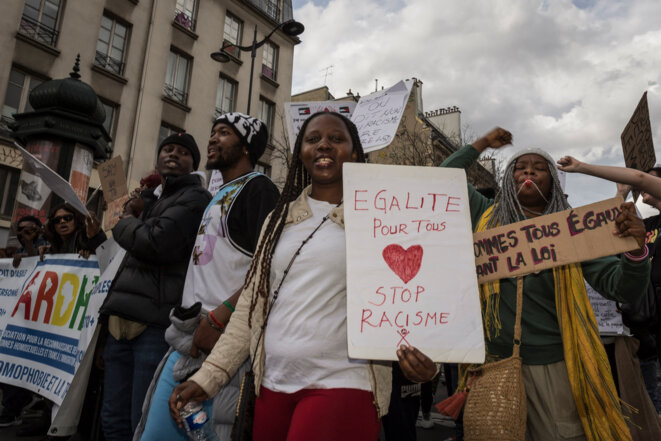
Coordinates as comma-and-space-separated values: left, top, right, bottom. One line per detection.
0, 256, 101, 405
15, 142, 89, 216
102, 195, 130, 231
586, 282, 625, 336
285, 100, 357, 151
351, 80, 413, 153
98, 156, 129, 203
473, 197, 637, 283
621, 92, 655, 201
344, 163, 485, 363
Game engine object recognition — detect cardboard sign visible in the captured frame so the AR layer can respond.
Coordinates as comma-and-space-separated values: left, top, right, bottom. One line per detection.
351, 80, 413, 153
621, 92, 655, 200
98, 156, 129, 203
585, 282, 625, 336
473, 197, 637, 283
0, 256, 103, 405
15, 142, 89, 216
102, 195, 130, 231
285, 100, 357, 151
344, 163, 485, 363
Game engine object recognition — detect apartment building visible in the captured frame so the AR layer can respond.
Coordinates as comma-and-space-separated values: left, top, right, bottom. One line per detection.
0, 0, 299, 244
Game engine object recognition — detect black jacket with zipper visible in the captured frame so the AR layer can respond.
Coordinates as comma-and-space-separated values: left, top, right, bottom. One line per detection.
100, 173, 211, 327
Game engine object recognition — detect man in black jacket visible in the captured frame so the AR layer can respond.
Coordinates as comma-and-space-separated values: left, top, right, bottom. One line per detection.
99, 133, 211, 441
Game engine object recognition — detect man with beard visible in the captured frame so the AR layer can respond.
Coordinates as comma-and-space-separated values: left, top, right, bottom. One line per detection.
99, 132, 211, 441
136, 113, 279, 441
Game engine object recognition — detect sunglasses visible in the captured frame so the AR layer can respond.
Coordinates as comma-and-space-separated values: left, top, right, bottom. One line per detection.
52, 214, 74, 224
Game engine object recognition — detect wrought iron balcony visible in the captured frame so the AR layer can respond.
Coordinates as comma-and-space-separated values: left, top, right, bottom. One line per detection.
174, 9, 195, 31
241, 0, 281, 22
261, 64, 276, 81
163, 84, 188, 104
18, 14, 59, 47
94, 51, 124, 76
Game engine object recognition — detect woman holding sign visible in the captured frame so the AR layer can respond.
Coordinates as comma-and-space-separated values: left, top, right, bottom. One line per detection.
440, 130, 650, 441
168, 111, 436, 441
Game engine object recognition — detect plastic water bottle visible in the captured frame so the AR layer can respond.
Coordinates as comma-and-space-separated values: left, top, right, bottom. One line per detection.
180, 401, 218, 441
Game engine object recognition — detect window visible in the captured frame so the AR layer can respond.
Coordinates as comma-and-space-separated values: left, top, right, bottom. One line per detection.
158, 123, 184, 146
258, 98, 274, 143
19, 0, 62, 46
100, 100, 118, 149
1, 67, 44, 132
262, 42, 278, 81
265, 0, 279, 21
223, 13, 242, 59
0, 165, 20, 219
95, 14, 129, 75
244, 0, 280, 21
174, 0, 197, 31
215, 76, 236, 117
254, 162, 271, 177
164, 50, 191, 104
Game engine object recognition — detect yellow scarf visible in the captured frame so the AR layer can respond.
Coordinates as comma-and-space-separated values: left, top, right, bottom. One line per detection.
476, 206, 632, 441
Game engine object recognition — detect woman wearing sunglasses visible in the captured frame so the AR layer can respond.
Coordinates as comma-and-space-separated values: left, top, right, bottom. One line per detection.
43, 202, 106, 258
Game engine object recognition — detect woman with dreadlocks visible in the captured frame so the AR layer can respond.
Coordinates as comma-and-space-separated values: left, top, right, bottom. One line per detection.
438, 128, 650, 441
168, 112, 433, 441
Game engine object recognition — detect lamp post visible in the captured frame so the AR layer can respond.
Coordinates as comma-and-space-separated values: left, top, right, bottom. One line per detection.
211, 19, 304, 114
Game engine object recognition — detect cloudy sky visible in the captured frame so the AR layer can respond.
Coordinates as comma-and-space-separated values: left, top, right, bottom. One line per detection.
290, 0, 661, 210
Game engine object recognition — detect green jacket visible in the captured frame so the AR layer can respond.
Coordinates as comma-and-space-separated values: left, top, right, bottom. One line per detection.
442, 145, 651, 364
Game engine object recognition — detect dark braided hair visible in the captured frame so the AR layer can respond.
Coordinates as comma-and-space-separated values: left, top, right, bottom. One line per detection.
245, 111, 366, 327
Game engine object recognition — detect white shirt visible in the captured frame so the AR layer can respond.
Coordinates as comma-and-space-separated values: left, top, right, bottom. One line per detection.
262, 196, 370, 393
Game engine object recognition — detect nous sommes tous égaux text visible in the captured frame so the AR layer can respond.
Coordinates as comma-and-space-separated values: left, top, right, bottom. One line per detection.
474, 206, 623, 277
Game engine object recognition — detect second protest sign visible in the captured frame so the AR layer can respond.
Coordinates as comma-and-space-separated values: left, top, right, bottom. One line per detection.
473, 196, 638, 283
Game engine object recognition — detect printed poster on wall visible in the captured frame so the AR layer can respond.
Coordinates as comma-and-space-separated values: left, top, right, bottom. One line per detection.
15, 142, 89, 216
0, 256, 103, 405
69, 143, 94, 204
343, 163, 485, 363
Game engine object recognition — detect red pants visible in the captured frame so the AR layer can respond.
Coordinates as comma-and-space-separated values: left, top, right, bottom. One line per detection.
253, 386, 380, 441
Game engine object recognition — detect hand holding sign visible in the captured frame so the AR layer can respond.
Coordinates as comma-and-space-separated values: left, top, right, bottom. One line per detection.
614, 201, 646, 251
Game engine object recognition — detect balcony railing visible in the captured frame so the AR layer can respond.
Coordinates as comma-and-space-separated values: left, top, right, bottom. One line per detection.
261, 64, 276, 81
241, 0, 280, 22
174, 9, 195, 31
94, 51, 124, 76
214, 107, 233, 118
222, 39, 241, 59
163, 84, 188, 104
18, 14, 59, 47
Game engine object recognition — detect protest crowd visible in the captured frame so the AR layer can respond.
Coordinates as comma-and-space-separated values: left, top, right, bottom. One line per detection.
1, 103, 661, 441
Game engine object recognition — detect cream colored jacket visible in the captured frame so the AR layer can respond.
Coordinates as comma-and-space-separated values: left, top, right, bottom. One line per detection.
190, 186, 392, 417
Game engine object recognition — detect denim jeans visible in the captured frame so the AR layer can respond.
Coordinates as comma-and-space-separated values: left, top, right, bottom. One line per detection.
101, 327, 169, 441
139, 351, 213, 441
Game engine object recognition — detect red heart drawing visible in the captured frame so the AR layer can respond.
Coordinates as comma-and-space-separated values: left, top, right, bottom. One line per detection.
382, 244, 423, 284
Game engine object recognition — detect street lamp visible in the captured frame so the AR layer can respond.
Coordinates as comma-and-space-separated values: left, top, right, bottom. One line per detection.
211, 19, 304, 114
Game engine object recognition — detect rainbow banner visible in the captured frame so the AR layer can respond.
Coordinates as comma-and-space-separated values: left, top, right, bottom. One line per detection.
0, 255, 111, 405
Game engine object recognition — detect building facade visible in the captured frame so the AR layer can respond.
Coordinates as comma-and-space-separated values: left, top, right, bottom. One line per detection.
0, 0, 298, 245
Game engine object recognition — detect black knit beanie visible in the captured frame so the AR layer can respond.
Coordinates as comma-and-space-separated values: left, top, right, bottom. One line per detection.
158, 132, 201, 170
213, 112, 268, 165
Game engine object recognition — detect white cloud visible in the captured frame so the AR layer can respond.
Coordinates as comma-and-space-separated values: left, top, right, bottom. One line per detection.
292, 0, 661, 208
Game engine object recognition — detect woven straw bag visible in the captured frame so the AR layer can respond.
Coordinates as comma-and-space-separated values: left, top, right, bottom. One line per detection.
464, 277, 527, 441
